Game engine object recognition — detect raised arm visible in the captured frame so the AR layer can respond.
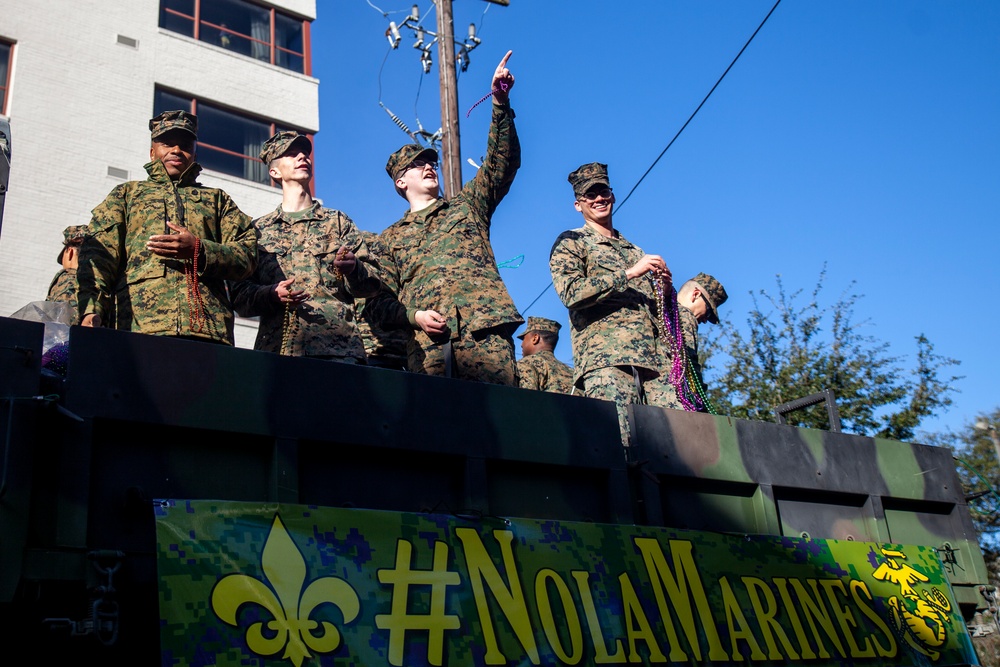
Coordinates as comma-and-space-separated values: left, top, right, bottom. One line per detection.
464, 50, 520, 220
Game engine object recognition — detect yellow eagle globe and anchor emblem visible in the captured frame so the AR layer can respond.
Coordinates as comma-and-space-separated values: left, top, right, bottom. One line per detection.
872, 547, 953, 661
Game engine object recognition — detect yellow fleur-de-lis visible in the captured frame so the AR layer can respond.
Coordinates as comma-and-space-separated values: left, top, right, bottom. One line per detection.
211, 514, 361, 667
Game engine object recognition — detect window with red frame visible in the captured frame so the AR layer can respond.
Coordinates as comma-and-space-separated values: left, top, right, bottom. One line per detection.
0, 40, 13, 115
155, 88, 310, 186
159, 0, 310, 75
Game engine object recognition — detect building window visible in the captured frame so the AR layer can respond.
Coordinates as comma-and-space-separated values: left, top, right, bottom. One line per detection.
0, 40, 13, 115
159, 0, 310, 75
155, 89, 307, 186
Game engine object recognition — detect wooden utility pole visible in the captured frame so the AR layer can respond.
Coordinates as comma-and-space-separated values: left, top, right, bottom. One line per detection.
436, 0, 462, 198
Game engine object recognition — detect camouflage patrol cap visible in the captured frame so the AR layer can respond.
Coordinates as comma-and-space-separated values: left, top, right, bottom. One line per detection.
259, 131, 312, 164
690, 272, 728, 324
517, 316, 562, 340
568, 162, 610, 197
149, 110, 198, 140
57, 224, 89, 263
386, 144, 438, 180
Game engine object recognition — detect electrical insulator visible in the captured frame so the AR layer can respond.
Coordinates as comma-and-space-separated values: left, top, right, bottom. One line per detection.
380, 103, 414, 138
387, 21, 401, 49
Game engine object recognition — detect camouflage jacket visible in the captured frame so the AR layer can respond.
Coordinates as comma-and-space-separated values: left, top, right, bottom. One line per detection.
355, 232, 412, 364
517, 350, 574, 394
78, 160, 256, 344
229, 203, 379, 359
46, 268, 80, 325
549, 223, 664, 382
678, 304, 704, 389
376, 103, 523, 347
356, 288, 412, 364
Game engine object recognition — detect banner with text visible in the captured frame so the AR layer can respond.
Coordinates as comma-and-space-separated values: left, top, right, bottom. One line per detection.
155, 500, 974, 666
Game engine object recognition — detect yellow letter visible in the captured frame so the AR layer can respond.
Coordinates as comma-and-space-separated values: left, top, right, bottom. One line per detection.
850, 580, 897, 658
535, 569, 584, 664
789, 579, 847, 659
572, 571, 626, 664
634, 538, 728, 661
619, 573, 667, 663
820, 579, 874, 658
773, 578, 817, 659
455, 528, 538, 665
742, 577, 800, 660
719, 577, 766, 661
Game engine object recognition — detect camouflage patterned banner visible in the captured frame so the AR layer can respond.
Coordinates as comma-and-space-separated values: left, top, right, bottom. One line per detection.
155, 500, 975, 666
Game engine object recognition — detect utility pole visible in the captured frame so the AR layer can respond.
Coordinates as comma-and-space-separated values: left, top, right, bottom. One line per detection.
436, 0, 462, 198
384, 1, 508, 197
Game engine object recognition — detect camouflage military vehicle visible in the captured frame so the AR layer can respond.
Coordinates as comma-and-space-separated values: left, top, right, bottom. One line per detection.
0, 317, 988, 665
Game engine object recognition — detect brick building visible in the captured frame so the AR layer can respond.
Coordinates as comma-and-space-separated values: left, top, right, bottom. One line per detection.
0, 0, 319, 346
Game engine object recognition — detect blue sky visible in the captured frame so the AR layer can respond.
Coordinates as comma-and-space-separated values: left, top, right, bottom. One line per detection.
311, 1, 999, 439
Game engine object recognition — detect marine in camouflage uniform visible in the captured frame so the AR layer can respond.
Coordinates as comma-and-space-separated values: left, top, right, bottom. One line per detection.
45, 225, 90, 325
673, 273, 728, 409
78, 111, 256, 344
549, 162, 678, 447
354, 231, 412, 370
230, 132, 380, 361
516, 316, 574, 394
678, 306, 702, 386
373, 51, 522, 386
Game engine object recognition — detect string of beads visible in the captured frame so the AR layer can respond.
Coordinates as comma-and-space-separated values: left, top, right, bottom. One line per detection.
654, 276, 717, 413
280, 300, 299, 356
184, 237, 218, 338
332, 246, 350, 282
465, 81, 509, 118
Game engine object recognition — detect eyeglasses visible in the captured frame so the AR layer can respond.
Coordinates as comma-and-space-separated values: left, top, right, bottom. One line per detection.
406, 158, 438, 171
578, 187, 613, 202
395, 158, 438, 179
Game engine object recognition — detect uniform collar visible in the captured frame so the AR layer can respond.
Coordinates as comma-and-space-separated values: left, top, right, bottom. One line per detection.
401, 197, 447, 224
678, 304, 698, 324
278, 199, 322, 222
143, 159, 203, 186
581, 221, 622, 243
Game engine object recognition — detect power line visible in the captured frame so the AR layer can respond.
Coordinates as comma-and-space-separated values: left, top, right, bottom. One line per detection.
615, 0, 782, 213
375, 1, 489, 148
521, 281, 552, 315
521, 0, 782, 317
365, 0, 412, 18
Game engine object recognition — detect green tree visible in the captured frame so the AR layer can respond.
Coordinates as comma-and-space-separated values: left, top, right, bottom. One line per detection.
950, 408, 1000, 543
704, 269, 961, 438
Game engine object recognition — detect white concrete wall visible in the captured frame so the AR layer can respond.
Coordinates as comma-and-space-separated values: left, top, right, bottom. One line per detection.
269, 0, 317, 20
0, 0, 318, 347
